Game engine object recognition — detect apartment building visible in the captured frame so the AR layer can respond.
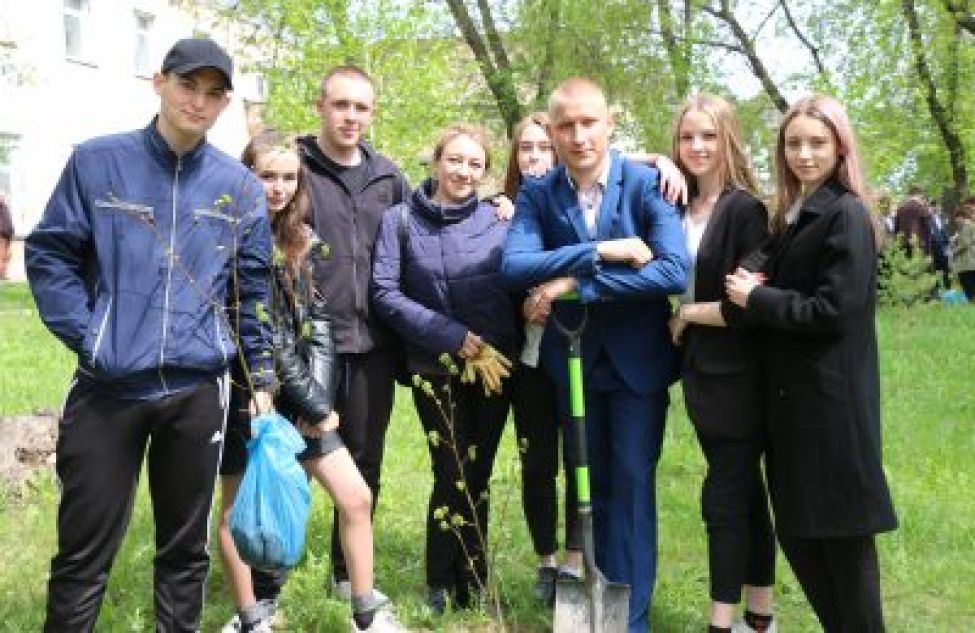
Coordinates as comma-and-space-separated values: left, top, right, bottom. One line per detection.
0, 0, 264, 280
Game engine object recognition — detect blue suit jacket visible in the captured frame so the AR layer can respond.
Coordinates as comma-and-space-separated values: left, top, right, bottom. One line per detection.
502, 152, 689, 394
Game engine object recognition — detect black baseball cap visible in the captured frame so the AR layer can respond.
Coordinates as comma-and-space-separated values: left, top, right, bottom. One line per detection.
161, 38, 233, 90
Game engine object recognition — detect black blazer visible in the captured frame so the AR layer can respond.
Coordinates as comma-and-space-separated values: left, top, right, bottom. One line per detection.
745, 178, 898, 538
680, 189, 769, 439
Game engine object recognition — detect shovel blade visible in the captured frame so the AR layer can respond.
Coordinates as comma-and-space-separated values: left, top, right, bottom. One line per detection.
553, 578, 630, 633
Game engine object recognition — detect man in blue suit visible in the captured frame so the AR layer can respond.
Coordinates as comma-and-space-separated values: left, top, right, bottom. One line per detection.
502, 77, 689, 632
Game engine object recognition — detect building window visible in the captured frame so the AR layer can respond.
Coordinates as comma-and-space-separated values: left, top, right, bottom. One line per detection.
134, 12, 154, 76
63, 0, 90, 60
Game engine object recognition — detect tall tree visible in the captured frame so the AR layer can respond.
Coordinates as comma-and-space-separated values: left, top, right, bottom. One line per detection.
902, 0, 969, 198
443, 0, 524, 132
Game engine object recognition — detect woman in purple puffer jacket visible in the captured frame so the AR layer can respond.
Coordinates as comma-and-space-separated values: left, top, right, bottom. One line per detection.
371, 124, 518, 615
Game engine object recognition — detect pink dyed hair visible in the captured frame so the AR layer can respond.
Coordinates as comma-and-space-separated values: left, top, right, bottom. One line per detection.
773, 94, 865, 232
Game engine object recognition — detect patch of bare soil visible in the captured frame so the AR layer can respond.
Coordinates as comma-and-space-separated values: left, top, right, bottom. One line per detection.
0, 410, 58, 492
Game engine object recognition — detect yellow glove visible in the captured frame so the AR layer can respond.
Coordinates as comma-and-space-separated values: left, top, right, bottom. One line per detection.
460, 358, 477, 384
469, 345, 512, 396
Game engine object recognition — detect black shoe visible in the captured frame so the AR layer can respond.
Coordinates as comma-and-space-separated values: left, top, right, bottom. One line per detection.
534, 566, 558, 607
427, 587, 448, 615
453, 582, 478, 610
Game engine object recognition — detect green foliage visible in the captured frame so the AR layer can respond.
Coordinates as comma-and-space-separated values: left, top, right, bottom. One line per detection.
3, 291, 975, 629
228, 0, 491, 184
0, 284, 74, 416
877, 237, 941, 306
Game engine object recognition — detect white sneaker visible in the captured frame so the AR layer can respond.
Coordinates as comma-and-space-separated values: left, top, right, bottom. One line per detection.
220, 614, 241, 633
350, 603, 408, 632
246, 620, 274, 633
731, 618, 777, 633
221, 600, 279, 633
333, 579, 388, 603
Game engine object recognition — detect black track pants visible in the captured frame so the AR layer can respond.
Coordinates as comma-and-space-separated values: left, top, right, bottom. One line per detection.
44, 375, 228, 633
330, 348, 396, 583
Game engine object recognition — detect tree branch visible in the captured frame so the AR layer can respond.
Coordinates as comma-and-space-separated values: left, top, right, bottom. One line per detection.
702, 1, 789, 112
656, 0, 690, 97
533, 0, 560, 109
476, 0, 512, 74
943, 0, 975, 35
779, 0, 827, 76
645, 27, 743, 54
444, 0, 523, 132
903, 0, 968, 196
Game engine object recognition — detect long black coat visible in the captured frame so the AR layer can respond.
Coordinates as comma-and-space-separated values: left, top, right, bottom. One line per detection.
744, 178, 897, 538
681, 189, 769, 439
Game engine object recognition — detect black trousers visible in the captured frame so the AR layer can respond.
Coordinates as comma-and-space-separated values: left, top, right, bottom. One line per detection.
958, 270, 975, 301
778, 533, 886, 633
412, 374, 510, 591
45, 375, 227, 633
330, 348, 396, 582
511, 362, 579, 556
696, 433, 776, 603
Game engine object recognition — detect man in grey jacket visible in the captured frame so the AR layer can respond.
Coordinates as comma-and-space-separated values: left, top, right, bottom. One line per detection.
296, 65, 409, 596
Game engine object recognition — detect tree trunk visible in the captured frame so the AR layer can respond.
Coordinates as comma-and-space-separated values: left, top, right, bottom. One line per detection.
444, 0, 524, 134
703, 1, 790, 113
903, 0, 969, 199
656, 0, 690, 98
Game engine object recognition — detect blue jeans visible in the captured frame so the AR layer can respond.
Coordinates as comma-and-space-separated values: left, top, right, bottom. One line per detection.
561, 381, 668, 633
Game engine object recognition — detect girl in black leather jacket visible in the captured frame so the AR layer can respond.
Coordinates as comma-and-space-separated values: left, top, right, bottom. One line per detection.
217, 131, 403, 633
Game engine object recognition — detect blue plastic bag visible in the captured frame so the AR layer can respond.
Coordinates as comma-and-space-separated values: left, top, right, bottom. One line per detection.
229, 412, 310, 571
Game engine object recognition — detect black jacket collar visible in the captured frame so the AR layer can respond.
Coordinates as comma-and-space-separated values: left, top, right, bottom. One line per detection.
410, 178, 479, 224
800, 177, 849, 217
297, 135, 398, 180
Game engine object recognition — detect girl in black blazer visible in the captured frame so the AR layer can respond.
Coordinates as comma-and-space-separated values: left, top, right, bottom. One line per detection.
667, 94, 776, 633
726, 94, 897, 633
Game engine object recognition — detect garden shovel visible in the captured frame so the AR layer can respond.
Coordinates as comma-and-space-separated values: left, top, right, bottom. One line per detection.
551, 305, 630, 633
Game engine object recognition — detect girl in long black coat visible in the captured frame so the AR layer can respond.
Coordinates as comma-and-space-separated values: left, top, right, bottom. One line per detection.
726, 95, 897, 633
667, 94, 776, 633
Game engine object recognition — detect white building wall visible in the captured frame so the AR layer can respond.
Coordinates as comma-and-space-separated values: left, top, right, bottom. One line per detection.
0, 0, 263, 280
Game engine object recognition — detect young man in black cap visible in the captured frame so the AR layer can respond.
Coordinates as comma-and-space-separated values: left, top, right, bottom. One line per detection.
26, 37, 274, 631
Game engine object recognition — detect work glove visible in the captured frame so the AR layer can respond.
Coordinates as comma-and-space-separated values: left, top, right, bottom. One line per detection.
460, 344, 513, 397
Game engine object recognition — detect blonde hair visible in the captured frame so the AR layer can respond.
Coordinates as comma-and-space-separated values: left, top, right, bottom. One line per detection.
773, 94, 865, 233
432, 123, 493, 171
670, 93, 758, 197
548, 77, 608, 118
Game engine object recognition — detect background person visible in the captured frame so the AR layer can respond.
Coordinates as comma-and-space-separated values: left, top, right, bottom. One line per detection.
296, 65, 411, 598
217, 131, 403, 633
0, 193, 12, 279
893, 186, 931, 258
666, 94, 776, 633
25, 38, 274, 631
371, 124, 518, 614
950, 197, 975, 301
726, 94, 898, 632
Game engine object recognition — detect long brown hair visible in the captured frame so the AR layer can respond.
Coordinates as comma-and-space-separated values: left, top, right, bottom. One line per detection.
773, 94, 866, 233
240, 130, 309, 273
670, 93, 758, 198
503, 112, 555, 199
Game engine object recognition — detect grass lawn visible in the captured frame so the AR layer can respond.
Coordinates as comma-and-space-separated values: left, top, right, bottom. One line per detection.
1, 280, 973, 631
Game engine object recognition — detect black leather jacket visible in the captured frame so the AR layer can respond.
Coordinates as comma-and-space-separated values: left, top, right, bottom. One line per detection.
271, 235, 339, 424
